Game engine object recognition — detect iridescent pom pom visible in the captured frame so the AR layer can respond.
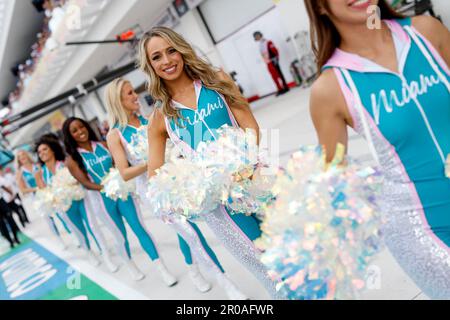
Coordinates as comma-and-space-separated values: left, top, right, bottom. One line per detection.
197, 125, 277, 216
34, 188, 56, 217
147, 157, 228, 221
255, 145, 385, 300
101, 168, 136, 201
148, 125, 275, 220
147, 125, 258, 220
195, 125, 259, 172
128, 126, 149, 162
51, 168, 85, 213
128, 124, 180, 163
226, 164, 278, 217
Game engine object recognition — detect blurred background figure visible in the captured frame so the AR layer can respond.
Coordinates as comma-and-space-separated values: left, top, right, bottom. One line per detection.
253, 31, 290, 96
0, 181, 21, 249
0, 166, 29, 228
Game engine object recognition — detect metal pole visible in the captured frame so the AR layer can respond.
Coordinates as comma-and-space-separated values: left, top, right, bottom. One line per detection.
1, 62, 136, 127
66, 39, 136, 46
2, 65, 135, 136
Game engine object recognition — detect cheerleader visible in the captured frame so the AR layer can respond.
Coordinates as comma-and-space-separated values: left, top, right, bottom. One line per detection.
14, 151, 38, 225
63, 117, 177, 285
15, 151, 38, 198
137, 27, 283, 299
104, 79, 249, 299
34, 134, 101, 266
16, 149, 71, 248
306, 0, 450, 298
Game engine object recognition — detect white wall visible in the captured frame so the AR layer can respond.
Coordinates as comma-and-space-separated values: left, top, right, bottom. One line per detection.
432, 0, 450, 28
215, 8, 297, 98
174, 9, 224, 67
275, 0, 310, 36
170, 1, 301, 98
199, 0, 274, 42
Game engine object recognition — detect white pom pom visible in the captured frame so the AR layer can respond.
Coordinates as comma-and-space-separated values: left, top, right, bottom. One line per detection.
101, 168, 136, 201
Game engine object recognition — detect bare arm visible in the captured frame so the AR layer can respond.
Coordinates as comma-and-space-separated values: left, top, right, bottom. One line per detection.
412, 15, 450, 69
1, 185, 13, 196
16, 172, 36, 194
310, 69, 353, 162
106, 129, 147, 181
147, 109, 169, 178
217, 70, 261, 144
66, 156, 102, 191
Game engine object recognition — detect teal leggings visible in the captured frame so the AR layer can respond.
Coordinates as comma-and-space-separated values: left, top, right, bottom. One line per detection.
100, 193, 160, 261
177, 208, 262, 271
177, 222, 224, 272
63, 200, 101, 251
48, 212, 72, 237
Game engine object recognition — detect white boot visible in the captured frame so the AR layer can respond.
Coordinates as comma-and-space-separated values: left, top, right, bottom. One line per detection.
188, 264, 212, 293
154, 259, 178, 287
216, 273, 248, 300
87, 251, 101, 267
124, 260, 145, 281
102, 252, 119, 273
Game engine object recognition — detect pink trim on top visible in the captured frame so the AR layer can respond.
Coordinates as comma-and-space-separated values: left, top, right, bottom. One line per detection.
411, 26, 450, 76
218, 92, 239, 128
115, 128, 129, 150
385, 19, 410, 43
324, 49, 366, 72
325, 20, 411, 74
164, 116, 196, 156
94, 141, 111, 157
77, 141, 97, 154
332, 68, 360, 131
172, 80, 202, 111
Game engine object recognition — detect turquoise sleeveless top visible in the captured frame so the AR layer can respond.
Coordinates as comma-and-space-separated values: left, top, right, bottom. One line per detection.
114, 115, 148, 144
323, 18, 450, 246
78, 142, 113, 184
42, 161, 65, 186
21, 165, 39, 188
164, 80, 239, 152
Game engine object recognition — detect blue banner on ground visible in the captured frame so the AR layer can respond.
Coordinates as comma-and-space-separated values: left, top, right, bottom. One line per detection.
0, 236, 116, 300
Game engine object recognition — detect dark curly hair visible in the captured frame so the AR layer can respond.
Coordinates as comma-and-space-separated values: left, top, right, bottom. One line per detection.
62, 117, 99, 173
35, 133, 66, 165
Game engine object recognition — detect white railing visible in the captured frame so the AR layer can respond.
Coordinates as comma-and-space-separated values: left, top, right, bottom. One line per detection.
12, 0, 109, 112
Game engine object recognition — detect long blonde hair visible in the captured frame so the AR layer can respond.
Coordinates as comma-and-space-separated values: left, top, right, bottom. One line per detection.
14, 150, 34, 171
104, 78, 132, 128
138, 26, 249, 120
